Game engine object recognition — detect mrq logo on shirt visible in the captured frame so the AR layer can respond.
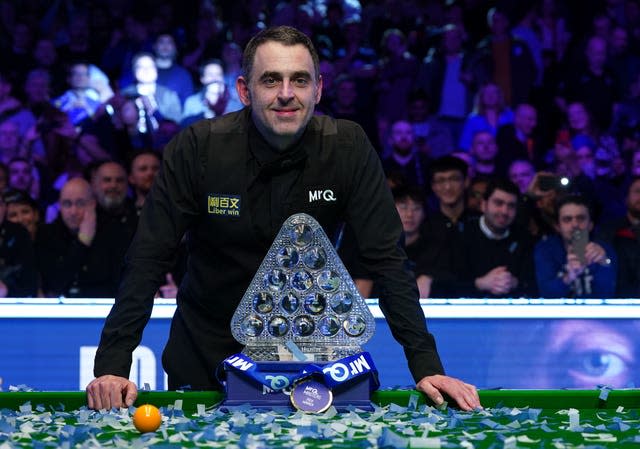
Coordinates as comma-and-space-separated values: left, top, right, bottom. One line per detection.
208, 194, 241, 217
308, 189, 337, 203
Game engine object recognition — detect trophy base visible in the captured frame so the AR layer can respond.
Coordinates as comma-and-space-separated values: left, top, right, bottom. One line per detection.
242, 345, 362, 362
223, 361, 374, 411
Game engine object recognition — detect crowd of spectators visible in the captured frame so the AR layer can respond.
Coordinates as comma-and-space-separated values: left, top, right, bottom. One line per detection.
0, 0, 639, 299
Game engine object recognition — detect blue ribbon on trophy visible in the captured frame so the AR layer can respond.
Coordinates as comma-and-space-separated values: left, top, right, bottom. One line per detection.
223, 351, 379, 391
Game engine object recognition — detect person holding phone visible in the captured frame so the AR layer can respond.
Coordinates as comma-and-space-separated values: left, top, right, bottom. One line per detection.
534, 194, 617, 298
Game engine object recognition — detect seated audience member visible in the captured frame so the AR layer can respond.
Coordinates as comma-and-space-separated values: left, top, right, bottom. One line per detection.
458, 82, 514, 152
52, 62, 102, 126
153, 33, 194, 104
466, 175, 490, 215
181, 80, 229, 127
3, 189, 40, 241
128, 151, 161, 214
535, 194, 616, 298
470, 130, 500, 177
508, 159, 536, 195
597, 177, 640, 297
496, 103, 545, 170
36, 178, 130, 298
350, 185, 432, 298
0, 190, 38, 297
452, 178, 536, 297
7, 157, 40, 203
182, 59, 230, 124
121, 53, 182, 127
422, 156, 476, 296
90, 160, 138, 241
406, 89, 454, 159
381, 120, 431, 192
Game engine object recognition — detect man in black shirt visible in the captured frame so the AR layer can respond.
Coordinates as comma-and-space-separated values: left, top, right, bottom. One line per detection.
452, 178, 536, 297
86, 26, 479, 411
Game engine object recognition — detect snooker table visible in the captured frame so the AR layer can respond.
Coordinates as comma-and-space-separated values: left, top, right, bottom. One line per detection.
1, 389, 639, 448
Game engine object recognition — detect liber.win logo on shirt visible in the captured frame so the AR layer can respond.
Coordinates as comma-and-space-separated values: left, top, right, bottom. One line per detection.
208, 194, 241, 216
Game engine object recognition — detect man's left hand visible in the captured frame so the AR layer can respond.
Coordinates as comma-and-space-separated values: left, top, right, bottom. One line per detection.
416, 374, 481, 411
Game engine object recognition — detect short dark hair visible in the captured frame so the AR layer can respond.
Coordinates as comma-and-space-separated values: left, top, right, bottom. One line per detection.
555, 193, 593, 221
429, 155, 468, 180
484, 177, 519, 200
2, 188, 38, 210
199, 58, 224, 77
242, 26, 320, 82
392, 184, 426, 205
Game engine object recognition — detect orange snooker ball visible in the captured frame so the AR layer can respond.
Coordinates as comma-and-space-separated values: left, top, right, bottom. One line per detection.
133, 404, 162, 433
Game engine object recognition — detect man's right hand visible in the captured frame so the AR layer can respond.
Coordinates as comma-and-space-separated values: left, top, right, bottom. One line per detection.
86, 375, 137, 410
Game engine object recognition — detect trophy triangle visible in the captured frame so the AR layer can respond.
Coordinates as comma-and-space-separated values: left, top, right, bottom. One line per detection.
231, 213, 375, 362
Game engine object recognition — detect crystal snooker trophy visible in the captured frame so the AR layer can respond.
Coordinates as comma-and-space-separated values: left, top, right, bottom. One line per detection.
223, 213, 378, 411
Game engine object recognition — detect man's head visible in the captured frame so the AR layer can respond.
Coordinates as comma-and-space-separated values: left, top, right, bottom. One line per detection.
8, 158, 33, 192
555, 194, 594, 244
91, 161, 128, 211
0, 121, 20, 155
129, 152, 160, 196
132, 53, 158, 85
626, 176, 640, 221
389, 120, 415, 156
482, 178, 519, 234
67, 62, 91, 90
471, 131, 498, 162
199, 59, 225, 86
393, 185, 426, 236
508, 159, 535, 194
333, 74, 357, 110
514, 103, 537, 136
3, 189, 39, 237
59, 177, 95, 233
585, 35, 607, 71
24, 69, 51, 104
430, 155, 468, 207
467, 176, 489, 214
236, 26, 322, 150
153, 33, 178, 61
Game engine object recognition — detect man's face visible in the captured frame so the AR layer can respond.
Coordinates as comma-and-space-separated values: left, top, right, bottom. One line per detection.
482, 188, 517, 233
514, 105, 537, 135
567, 103, 589, 131
59, 182, 94, 232
626, 179, 640, 219
0, 121, 20, 151
389, 121, 414, 155
134, 55, 158, 84
7, 203, 38, 236
335, 80, 357, 108
92, 163, 128, 210
154, 34, 177, 60
201, 63, 224, 85
237, 42, 322, 149
509, 161, 535, 194
129, 154, 160, 194
471, 132, 497, 162
395, 198, 424, 235
24, 74, 50, 103
431, 169, 465, 207
8, 161, 32, 191
69, 64, 90, 90
557, 203, 593, 244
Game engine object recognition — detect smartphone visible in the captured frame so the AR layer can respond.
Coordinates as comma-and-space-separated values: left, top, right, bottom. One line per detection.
571, 229, 589, 264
